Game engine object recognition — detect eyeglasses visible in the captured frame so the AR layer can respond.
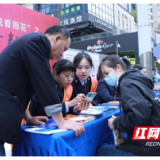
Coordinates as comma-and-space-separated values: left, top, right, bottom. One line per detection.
103, 67, 117, 78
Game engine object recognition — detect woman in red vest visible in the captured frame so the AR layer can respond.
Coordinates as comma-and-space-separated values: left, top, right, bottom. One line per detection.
29, 59, 85, 118
69, 51, 99, 114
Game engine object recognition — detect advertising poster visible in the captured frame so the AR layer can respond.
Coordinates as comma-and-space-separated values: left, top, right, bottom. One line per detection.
0, 4, 59, 70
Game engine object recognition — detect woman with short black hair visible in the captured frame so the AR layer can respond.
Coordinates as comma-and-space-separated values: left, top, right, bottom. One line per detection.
29, 59, 85, 118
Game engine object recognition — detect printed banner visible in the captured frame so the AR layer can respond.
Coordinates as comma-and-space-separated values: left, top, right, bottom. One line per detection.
0, 4, 58, 53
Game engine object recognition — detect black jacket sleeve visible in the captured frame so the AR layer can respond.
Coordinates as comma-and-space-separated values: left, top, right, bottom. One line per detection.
21, 35, 61, 115
97, 80, 119, 102
29, 95, 67, 117
114, 82, 152, 133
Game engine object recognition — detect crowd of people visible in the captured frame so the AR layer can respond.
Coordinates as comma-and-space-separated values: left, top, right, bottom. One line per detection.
0, 25, 160, 156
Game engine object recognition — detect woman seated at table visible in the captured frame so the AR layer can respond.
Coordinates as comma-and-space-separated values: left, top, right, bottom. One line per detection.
29, 59, 86, 117
96, 55, 160, 156
133, 64, 147, 76
96, 61, 119, 104
69, 51, 99, 114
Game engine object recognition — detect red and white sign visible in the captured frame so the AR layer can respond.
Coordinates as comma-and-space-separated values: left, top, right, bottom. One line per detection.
132, 127, 160, 140
0, 4, 59, 70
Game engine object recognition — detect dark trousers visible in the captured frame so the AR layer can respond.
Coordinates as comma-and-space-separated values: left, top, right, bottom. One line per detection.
0, 141, 5, 156
96, 144, 138, 156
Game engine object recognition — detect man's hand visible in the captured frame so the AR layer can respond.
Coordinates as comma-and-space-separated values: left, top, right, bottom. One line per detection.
27, 116, 49, 125
58, 119, 85, 137
108, 115, 117, 130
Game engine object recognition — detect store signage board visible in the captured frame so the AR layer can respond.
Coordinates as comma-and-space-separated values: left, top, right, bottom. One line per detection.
60, 13, 114, 31
127, 58, 136, 65
94, 18, 113, 30
87, 39, 114, 53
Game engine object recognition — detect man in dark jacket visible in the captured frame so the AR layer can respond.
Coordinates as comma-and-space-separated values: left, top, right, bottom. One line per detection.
0, 25, 84, 156
97, 68, 160, 156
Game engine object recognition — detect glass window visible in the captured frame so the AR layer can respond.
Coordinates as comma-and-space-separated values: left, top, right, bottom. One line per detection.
110, 4, 113, 10
54, 12, 58, 18
150, 8, 152, 12
61, 11, 64, 15
41, 4, 45, 8
42, 8, 45, 13
66, 4, 69, 8
106, 13, 109, 20
96, 7, 99, 15
66, 9, 69, 14
92, 5, 95, 13
70, 4, 74, 6
77, 6, 81, 11
46, 7, 50, 14
50, 5, 54, 12
100, 9, 102, 17
46, 4, 51, 7
54, 4, 58, 11
71, 7, 75, 12
99, 4, 102, 10
61, 4, 64, 9
88, 3, 91, 12
102, 4, 105, 11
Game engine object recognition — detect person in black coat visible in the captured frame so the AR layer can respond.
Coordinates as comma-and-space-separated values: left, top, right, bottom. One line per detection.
0, 25, 84, 156
96, 55, 160, 156
29, 59, 85, 117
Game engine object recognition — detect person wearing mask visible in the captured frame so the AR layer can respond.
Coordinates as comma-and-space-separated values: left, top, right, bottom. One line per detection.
29, 59, 85, 117
96, 58, 119, 104
96, 55, 160, 156
133, 64, 147, 76
69, 51, 99, 113
0, 25, 84, 156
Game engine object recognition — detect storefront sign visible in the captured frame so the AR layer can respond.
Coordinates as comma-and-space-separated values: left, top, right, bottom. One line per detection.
60, 15, 83, 26
87, 39, 114, 53
61, 13, 115, 31
94, 18, 113, 30
127, 58, 136, 65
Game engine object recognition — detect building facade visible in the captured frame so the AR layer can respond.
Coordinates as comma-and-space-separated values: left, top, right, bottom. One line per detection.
119, 4, 131, 13
114, 4, 135, 33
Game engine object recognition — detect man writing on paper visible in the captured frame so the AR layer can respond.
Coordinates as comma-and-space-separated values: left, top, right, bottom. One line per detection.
0, 25, 84, 156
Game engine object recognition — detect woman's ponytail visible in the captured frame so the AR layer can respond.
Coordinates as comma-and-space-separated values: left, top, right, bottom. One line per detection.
101, 55, 132, 72
121, 57, 132, 70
